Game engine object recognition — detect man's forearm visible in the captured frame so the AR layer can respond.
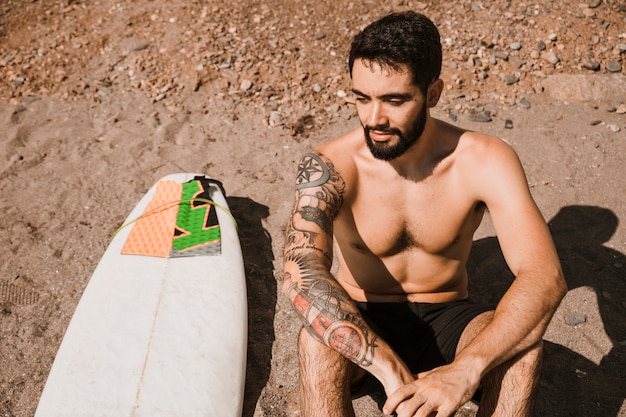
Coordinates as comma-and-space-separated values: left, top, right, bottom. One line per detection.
282, 263, 414, 392
455, 267, 566, 378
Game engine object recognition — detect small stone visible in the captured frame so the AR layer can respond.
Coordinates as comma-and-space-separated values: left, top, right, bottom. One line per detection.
504, 119, 513, 129
607, 124, 621, 132
588, 0, 602, 8
583, 59, 601, 71
518, 98, 531, 109
510, 57, 525, 69
617, 43, 626, 52
11, 77, 24, 88
605, 61, 622, 73
548, 33, 558, 42
468, 110, 492, 123
125, 39, 151, 52
240, 79, 253, 91
510, 41, 522, 51
494, 51, 509, 61
537, 40, 547, 51
268, 111, 282, 127
615, 104, 626, 114
590, 120, 602, 126
565, 313, 587, 326
542, 51, 560, 65
314, 32, 327, 40
505, 75, 520, 85
97, 87, 111, 97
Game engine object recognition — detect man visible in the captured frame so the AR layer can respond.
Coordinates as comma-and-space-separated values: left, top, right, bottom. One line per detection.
282, 11, 566, 417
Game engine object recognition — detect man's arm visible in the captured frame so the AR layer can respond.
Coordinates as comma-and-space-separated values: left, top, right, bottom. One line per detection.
451, 139, 567, 373
282, 151, 414, 392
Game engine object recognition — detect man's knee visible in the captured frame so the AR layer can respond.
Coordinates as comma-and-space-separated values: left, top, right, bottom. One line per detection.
298, 327, 326, 362
297, 327, 361, 386
486, 339, 544, 390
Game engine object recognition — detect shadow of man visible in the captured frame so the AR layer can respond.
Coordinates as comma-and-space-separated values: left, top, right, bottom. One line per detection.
227, 197, 276, 417
467, 205, 626, 417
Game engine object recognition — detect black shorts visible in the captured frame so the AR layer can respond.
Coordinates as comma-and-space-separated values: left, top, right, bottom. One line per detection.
356, 299, 494, 374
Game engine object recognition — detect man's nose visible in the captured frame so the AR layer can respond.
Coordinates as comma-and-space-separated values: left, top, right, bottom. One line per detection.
366, 101, 388, 127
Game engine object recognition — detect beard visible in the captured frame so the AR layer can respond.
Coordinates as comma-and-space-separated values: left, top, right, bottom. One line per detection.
364, 103, 427, 161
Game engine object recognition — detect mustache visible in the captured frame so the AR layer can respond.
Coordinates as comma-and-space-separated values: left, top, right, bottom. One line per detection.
364, 125, 403, 135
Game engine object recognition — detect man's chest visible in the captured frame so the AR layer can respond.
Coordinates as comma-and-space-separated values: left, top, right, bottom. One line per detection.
339, 179, 485, 257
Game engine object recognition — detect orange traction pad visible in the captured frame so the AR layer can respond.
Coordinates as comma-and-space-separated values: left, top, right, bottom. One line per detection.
121, 180, 183, 257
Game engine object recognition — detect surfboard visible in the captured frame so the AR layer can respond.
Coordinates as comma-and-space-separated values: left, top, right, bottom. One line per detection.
35, 173, 247, 417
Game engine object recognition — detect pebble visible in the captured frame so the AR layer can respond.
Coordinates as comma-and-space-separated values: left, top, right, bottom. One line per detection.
505, 75, 519, 85
268, 111, 282, 127
127, 40, 150, 52
590, 120, 602, 126
240, 79, 253, 91
494, 51, 509, 61
504, 119, 513, 129
11, 77, 24, 88
542, 51, 560, 65
607, 124, 621, 132
537, 40, 546, 51
588, 0, 602, 8
510, 41, 522, 51
510, 57, 525, 69
468, 110, 492, 122
518, 97, 531, 109
605, 61, 622, 73
583, 59, 601, 71
565, 313, 587, 326
617, 43, 626, 52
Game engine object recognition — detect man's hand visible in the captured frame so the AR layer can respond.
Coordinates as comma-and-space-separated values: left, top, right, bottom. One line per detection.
383, 363, 480, 417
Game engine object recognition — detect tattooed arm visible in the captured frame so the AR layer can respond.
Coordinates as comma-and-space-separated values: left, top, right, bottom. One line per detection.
282, 151, 414, 393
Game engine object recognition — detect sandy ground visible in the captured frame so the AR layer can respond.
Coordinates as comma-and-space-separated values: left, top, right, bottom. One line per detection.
1, 1, 625, 416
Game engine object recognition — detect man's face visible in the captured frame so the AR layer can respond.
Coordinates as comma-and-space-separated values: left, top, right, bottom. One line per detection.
351, 59, 428, 161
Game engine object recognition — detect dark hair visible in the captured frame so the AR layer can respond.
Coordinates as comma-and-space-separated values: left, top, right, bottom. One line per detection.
349, 11, 442, 94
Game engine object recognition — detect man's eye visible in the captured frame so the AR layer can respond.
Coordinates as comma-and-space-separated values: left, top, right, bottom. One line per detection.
389, 100, 405, 106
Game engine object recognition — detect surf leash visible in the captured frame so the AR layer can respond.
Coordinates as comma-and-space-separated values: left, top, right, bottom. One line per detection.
111, 197, 238, 243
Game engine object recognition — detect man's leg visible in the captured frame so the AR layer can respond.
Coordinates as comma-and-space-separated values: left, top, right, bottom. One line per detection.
298, 328, 361, 417
456, 311, 544, 417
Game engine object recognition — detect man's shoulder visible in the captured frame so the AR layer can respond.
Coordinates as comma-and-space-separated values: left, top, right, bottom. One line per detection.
456, 129, 518, 165
316, 128, 363, 154
310, 128, 363, 171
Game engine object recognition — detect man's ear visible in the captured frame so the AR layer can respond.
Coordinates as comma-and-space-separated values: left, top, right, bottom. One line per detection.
426, 79, 444, 108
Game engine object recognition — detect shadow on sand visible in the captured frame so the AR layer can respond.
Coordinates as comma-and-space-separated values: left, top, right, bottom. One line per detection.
468, 205, 626, 417
227, 196, 276, 417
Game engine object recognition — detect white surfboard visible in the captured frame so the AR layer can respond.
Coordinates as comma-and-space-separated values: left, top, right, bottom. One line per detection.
35, 173, 247, 417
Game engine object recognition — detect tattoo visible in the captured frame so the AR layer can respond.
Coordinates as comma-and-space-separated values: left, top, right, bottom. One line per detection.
295, 152, 331, 189
284, 151, 377, 368
284, 273, 377, 367
287, 152, 345, 242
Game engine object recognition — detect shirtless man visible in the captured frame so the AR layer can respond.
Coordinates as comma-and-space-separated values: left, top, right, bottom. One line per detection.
282, 11, 567, 417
